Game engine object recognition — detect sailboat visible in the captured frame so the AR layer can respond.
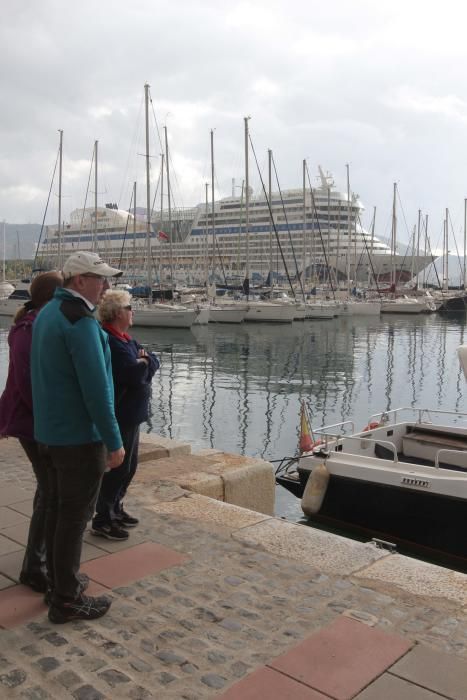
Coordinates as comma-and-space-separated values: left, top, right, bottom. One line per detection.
380, 184, 435, 314
128, 84, 196, 329
242, 119, 294, 324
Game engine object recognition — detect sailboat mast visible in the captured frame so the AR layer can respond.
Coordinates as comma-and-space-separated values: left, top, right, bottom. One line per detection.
244, 116, 250, 296
144, 83, 152, 294
345, 164, 351, 294
133, 181, 137, 275
93, 140, 98, 253
205, 182, 209, 288
164, 125, 174, 296
2, 220, 5, 283
415, 209, 421, 291
268, 149, 273, 288
444, 208, 449, 291
57, 129, 63, 269
391, 182, 397, 289
210, 129, 215, 283
159, 152, 164, 290
464, 198, 467, 290
302, 159, 306, 293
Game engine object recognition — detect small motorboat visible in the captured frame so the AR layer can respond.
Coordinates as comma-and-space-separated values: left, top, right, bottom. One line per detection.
276, 403, 467, 570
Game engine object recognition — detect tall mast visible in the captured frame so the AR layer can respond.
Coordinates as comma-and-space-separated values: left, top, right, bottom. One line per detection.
415, 209, 421, 291
205, 182, 209, 289
422, 214, 428, 290
391, 182, 397, 289
164, 125, 174, 297
345, 164, 351, 294
2, 220, 5, 283
93, 140, 98, 252
133, 181, 137, 277
367, 206, 376, 288
444, 208, 449, 291
144, 83, 152, 294
302, 159, 306, 293
159, 152, 164, 291
244, 116, 250, 297
464, 198, 467, 290
57, 129, 63, 269
210, 129, 215, 284
268, 149, 273, 288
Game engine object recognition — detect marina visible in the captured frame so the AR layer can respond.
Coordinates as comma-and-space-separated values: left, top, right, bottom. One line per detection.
1, 311, 465, 551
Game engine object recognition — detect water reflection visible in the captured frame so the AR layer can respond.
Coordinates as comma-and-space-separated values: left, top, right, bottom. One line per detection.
0, 313, 466, 488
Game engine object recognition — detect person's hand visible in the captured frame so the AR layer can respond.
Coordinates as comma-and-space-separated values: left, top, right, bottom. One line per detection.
137, 348, 149, 364
107, 447, 125, 469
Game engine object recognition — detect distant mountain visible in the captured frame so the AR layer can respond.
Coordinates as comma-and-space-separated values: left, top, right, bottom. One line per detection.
1, 223, 42, 260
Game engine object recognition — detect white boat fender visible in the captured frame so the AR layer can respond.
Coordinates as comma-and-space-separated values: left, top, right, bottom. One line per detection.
301, 462, 330, 516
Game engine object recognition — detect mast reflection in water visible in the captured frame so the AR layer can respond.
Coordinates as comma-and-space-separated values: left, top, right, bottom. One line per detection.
0, 314, 465, 520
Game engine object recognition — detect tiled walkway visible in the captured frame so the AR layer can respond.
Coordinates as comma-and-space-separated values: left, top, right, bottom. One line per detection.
0, 439, 466, 698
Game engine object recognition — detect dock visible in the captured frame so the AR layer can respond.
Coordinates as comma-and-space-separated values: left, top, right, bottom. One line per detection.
0, 434, 466, 699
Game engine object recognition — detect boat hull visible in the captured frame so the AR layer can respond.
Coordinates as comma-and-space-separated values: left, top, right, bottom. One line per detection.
292, 468, 467, 569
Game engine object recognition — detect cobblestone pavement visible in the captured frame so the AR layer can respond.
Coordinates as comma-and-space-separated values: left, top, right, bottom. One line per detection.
1, 438, 467, 699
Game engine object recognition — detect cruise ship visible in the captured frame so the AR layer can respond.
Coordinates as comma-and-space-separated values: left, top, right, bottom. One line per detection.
38, 168, 434, 286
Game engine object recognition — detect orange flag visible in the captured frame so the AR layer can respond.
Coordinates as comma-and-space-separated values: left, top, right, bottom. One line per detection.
299, 401, 313, 453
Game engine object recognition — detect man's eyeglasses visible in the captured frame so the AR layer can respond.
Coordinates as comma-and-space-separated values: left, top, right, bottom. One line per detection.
81, 273, 106, 281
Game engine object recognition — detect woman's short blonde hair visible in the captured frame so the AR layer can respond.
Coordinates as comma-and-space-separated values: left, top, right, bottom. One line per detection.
98, 289, 132, 323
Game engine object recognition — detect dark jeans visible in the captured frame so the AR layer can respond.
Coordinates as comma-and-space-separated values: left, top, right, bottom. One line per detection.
19, 438, 47, 580
93, 425, 140, 527
39, 442, 106, 604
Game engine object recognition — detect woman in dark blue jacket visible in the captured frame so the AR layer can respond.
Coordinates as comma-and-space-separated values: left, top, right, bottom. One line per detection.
92, 290, 159, 540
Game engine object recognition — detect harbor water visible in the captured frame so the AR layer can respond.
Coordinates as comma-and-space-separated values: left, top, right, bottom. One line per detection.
1, 312, 466, 524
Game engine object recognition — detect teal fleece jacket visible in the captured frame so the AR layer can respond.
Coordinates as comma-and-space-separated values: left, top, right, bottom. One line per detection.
31, 288, 122, 451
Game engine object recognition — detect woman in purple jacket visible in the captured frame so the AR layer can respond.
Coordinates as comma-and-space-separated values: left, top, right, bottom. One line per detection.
0, 271, 63, 592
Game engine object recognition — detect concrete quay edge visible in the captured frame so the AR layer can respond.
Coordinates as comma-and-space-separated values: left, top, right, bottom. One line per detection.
135, 432, 467, 611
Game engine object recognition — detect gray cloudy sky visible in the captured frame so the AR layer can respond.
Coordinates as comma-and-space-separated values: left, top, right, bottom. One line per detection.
2, 0, 467, 250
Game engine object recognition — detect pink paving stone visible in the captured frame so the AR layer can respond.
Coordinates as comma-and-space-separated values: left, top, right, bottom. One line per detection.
0, 585, 46, 629
81, 541, 188, 588
268, 615, 413, 700
216, 666, 330, 700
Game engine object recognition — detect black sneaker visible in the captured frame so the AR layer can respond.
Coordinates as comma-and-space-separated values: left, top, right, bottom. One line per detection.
48, 593, 111, 624
19, 572, 48, 593
116, 510, 139, 528
44, 572, 90, 606
91, 523, 129, 540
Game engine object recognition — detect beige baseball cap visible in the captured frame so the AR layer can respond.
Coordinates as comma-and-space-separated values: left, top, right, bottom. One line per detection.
62, 251, 123, 280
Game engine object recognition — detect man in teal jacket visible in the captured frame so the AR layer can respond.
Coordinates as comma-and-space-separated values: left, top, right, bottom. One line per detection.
31, 251, 125, 623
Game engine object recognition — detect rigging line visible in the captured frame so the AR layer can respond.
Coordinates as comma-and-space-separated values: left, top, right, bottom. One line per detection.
395, 186, 413, 241
117, 188, 134, 271
423, 217, 442, 289
215, 236, 228, 286
148, 90, 164, 155
118, 94, 144, 208
78, 145, 96, 248
355, 211, 382, 297
33, 145, 60, 269
305, 163, 336, 299
447, 210, 464, 277
247, 134, 296, 299
271, 153, 306, 301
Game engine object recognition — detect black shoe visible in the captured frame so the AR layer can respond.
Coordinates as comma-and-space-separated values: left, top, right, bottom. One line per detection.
19, 572, 48, 593
91, 523, 129, 540
116, 509, 139, 528
48, 593, 111, 624
44, 572, 90, 606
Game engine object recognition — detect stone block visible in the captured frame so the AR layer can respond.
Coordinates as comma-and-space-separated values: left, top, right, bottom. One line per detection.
149, 494, 271, 532
223, 460, 275, 516
233, 518, 389, 575
138, 433, 191, 461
